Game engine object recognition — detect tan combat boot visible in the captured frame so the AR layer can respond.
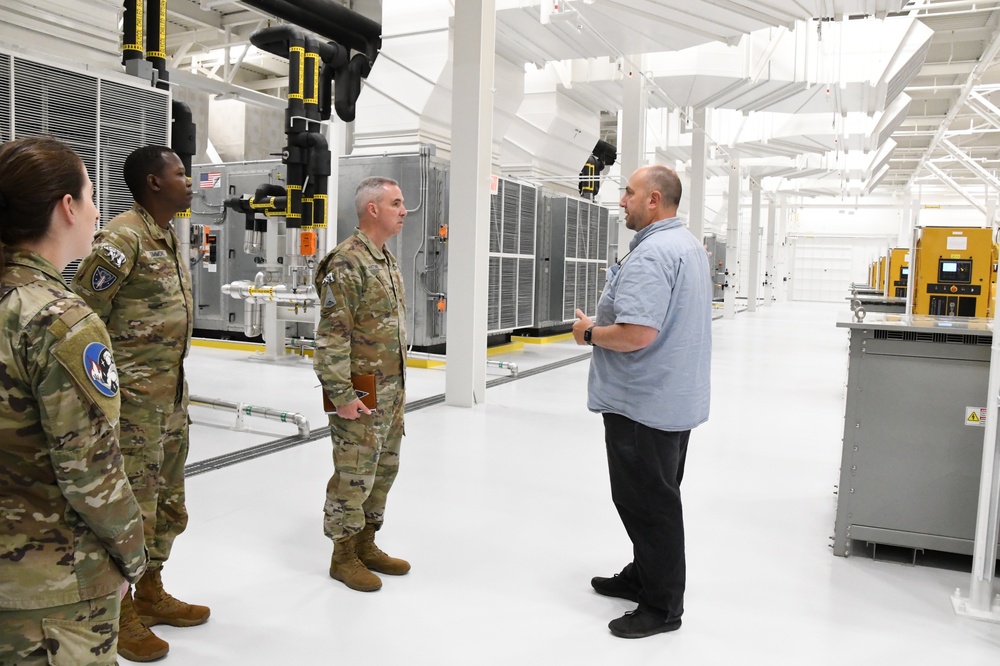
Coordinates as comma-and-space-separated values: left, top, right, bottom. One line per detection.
118, 588, 169, 662
329, 533, 382, 591
357, 523, 411, 575
134, 567, 211, 627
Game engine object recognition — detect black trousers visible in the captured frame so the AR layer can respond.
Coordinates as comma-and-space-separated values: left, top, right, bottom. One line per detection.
603, 412, 689, 620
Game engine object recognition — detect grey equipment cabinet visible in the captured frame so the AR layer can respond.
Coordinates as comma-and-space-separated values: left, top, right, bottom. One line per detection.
833, 312, 995, 558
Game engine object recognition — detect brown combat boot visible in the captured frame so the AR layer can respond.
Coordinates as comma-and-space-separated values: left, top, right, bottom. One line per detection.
118, 588, 169, 662
134, 567, 211, 627
329, 533, 382, 591
357, 523, 411, 575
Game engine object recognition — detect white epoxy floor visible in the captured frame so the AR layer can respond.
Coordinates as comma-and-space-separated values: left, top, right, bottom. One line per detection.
129, 302, 1000, 665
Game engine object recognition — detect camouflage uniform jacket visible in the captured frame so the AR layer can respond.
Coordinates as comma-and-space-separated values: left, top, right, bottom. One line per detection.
0, 249, 147, 610
314, 229, 407, 409
73, 204, 194, 414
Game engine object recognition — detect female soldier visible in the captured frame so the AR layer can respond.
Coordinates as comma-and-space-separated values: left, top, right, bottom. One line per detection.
0, 137, 147, 665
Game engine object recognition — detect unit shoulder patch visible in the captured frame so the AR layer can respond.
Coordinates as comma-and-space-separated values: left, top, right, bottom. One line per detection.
101, 244, 128, 269
83, 342, 119, 397
91, 266, 118, 292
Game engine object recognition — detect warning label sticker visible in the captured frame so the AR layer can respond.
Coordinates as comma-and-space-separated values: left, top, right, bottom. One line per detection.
965, 406, 988, 427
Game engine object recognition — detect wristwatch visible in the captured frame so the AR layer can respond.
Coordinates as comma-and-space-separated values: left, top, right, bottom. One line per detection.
584, 325, 595, 346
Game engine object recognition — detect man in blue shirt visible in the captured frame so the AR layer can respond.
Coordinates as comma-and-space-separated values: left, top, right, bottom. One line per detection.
574, 164, 712, 639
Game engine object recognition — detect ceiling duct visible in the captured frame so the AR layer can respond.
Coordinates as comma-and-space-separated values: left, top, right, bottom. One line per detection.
240, 0, 382, 62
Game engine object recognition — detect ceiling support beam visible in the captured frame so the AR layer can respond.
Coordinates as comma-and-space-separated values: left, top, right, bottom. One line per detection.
926, 161, 988, 215
905, 22, 1000, 189
966, 90, 1000, 131
170, 68, 286, 110
941, 139, 1000, 192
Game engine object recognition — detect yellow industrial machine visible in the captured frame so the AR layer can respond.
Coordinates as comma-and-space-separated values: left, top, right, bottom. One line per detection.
912, 227, 993, 317
877, 256, 888, 291
886, 248, 909, 298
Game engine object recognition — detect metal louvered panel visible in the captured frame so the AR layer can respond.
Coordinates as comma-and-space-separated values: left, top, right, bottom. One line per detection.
99, 80, 170, 223
489, 181, 502, 253
499, 257, 517, 329
487, 177, 537, 333
14, 59, 99, 186
502, 183, 519, 254
517, 257, 533, 327
551, 196, 612, 323
487, 256, 501, 331
0, 54, 9, 143
562, 260, 578, 321
586, 203, 599, 259
586, 262, 598, 314
565, 199, 579, 259
519, 187, 535, 255
597, 208, 609, 262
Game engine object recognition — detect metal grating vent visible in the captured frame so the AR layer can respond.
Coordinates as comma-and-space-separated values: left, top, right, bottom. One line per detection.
597, 207, 609, 262
561, 197, 609, 321
0, 54, 9, 143
487, 256, 500, 331
487, 178, 537, 333
519, 187, 535, 256
873, 329, 991, 345
14, 58, 99, 187
501, 182, 519, 254
99, 79, 170, 225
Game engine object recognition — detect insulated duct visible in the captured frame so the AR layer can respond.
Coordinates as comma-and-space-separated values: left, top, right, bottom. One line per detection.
145, 0, 168, 90
122, 0, 143, 65
240, 0, 382, 62
171, 100, 197, 176
578, 139, 617, 199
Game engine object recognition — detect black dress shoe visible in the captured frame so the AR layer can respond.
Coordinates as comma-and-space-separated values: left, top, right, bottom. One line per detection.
590, 574, 640, 603
608, 609, 682, 639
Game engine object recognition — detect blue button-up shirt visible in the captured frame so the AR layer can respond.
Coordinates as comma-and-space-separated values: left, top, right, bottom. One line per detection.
587, 217, 712, 431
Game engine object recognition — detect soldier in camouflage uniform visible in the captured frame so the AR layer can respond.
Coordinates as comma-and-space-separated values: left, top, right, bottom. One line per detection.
315, 177, 410, 592
0, 137, 147, 665
73, 146, 207, 662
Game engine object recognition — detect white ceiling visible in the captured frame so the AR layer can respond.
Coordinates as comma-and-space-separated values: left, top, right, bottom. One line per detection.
163, 0, 1000, 200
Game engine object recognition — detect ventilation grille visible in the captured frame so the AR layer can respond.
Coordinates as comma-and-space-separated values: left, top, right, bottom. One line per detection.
488, 178, 537, 333
0, 54, 9, 143
0, 50, 170, 283
562, 198, 610, 321
872, 329, 991, 345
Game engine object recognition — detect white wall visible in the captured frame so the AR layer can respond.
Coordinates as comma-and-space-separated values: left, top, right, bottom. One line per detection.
780, 193, 993, 302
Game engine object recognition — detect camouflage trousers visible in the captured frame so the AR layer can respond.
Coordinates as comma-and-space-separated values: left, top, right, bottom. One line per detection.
323, 386, 405, 541
119, 397, 189, 568
0, 591, 120, 665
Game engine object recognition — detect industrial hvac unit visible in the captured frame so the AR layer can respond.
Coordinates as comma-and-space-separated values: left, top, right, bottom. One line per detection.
189, 162, 284, 334
0, 48, 170, 281
337, 150, 450, 350
703, 233, 726, 301
488, 178, 538, 334
534, 193, 610, 330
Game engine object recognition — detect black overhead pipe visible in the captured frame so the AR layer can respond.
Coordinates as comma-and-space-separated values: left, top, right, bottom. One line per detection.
122, 0, 144, 65
171, 101, 197, 177
240, 0, 381, 63
578, 139, 618, 199
145, 0, 169, 89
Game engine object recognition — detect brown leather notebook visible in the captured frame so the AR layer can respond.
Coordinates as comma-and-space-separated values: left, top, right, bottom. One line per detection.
322, 374, 377, 413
